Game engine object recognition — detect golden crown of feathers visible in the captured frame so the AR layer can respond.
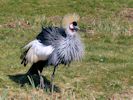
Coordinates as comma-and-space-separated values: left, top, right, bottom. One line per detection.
62, 13, 80, 29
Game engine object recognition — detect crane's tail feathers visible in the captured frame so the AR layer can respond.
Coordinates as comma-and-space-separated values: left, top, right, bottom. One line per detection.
21, 40, 38, 66
20, 40, 39, 65
20, 48, 29, 66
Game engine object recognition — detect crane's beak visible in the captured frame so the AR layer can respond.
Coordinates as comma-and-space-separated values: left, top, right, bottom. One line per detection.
74, 26, 80, 31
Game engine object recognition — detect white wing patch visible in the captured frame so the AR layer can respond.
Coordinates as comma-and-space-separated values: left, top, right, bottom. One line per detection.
24, 40, 54, 63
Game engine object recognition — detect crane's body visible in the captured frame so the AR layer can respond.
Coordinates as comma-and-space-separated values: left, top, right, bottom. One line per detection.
21, 14, 84, 90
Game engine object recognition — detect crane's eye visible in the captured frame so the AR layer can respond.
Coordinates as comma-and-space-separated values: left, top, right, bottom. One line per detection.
72, 21, 77, 26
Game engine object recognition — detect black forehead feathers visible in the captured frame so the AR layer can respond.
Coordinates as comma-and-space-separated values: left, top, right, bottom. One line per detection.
72, 21, 77, 26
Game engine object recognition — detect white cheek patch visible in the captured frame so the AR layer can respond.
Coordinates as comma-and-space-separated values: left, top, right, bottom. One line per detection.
24, 40, 54, 63
69, 24, 74, 29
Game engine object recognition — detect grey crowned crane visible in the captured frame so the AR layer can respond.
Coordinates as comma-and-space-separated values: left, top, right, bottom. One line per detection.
21, 14, 84, 90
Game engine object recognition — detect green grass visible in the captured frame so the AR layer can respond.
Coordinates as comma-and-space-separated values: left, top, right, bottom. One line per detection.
0, 0, 133, 99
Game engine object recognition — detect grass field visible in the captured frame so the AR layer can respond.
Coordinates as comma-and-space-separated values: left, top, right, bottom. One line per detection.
0, 0, 133, 99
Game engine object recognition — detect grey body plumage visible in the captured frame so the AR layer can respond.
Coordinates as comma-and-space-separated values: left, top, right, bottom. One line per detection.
36, 27, 84, 66
21, 14, 84, 90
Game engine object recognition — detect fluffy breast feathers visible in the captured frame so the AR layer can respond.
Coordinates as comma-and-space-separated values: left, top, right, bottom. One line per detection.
48, 35, 84, 66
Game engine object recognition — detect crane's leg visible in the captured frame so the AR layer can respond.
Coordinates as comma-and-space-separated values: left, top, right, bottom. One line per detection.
51, 65, 57, 93
38, 70, 45, 89
26, 61, 46, 89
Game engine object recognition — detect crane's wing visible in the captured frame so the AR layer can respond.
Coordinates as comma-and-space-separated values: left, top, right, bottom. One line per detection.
21, 27, 66, 66
21, 40, 54, 66
36, 27, 66, 46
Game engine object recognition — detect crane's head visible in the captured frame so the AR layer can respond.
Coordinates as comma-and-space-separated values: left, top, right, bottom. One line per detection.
69, 21, 79, 31
62, 13, 80, 36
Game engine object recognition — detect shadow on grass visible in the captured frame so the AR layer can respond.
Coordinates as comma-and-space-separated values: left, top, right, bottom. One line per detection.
8, 74, 60, 92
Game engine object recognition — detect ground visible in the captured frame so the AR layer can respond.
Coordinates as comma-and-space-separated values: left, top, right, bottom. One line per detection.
0, 0, 133, 99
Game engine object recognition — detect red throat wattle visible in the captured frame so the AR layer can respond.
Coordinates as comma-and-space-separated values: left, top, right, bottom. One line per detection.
69, 24, 74, 32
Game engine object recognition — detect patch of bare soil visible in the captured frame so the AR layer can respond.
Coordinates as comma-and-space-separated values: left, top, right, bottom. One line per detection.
0, 89, 62, 100
0, 88, 78, 100
119, 8, 133, 21
110, 88, 133, 100
1, 20, 31, 29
